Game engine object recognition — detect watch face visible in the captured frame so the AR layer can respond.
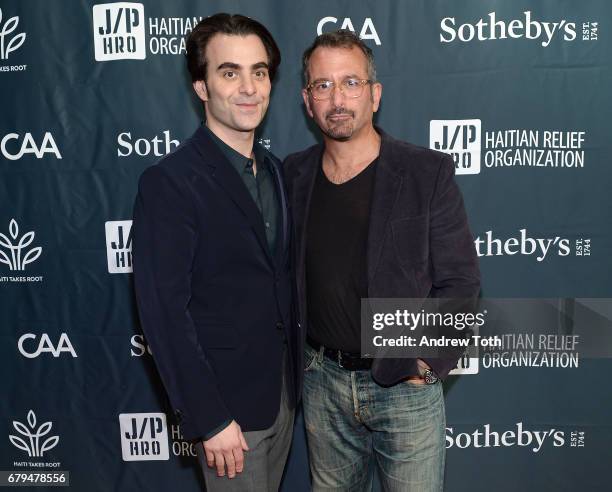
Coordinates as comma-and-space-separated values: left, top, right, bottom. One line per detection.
425, 370, 438, 385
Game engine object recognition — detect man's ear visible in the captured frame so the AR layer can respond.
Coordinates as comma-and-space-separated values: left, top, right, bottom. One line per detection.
193, 80, 209, 102
371, 82, 382, 113
302, 88, 314, 118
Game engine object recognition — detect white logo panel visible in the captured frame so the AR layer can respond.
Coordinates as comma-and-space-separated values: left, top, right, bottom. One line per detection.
105, 220, 132, 273
430, 119, 481, 175
119, 413, 169, 461
449, 354, 479, 375
93, 3, 146, 61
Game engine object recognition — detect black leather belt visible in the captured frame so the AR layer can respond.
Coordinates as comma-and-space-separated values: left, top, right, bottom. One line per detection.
307, 337, 373, 371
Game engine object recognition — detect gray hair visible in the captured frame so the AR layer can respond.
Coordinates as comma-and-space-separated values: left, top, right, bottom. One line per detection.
302, 29, 377, 87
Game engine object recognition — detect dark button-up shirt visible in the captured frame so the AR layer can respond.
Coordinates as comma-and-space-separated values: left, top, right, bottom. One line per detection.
204, 125, 279, 255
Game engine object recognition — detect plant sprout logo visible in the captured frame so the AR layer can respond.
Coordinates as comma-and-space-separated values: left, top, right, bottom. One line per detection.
0, 9, 26, 60
0, 219, 42, 271
9, 410, 59, 457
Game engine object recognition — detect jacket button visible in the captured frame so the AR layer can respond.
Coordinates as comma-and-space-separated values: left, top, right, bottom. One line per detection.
276, 322, 284, 330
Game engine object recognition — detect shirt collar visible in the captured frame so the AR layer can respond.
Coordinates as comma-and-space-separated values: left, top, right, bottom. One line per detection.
203, 124, 269, 176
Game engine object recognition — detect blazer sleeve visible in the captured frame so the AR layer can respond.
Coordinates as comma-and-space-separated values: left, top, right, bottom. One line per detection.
423, 154, 481, 379
132, 165, 232, 441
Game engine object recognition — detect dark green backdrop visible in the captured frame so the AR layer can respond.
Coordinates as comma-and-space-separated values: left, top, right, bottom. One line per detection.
1, 1, 611, 490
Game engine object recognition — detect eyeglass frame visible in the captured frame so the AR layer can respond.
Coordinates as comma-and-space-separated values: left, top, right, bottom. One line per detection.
306, 78, 373, 100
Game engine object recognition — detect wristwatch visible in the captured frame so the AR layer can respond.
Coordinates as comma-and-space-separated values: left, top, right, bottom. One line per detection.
417, 360, 439, 385
423, 368, 439, 385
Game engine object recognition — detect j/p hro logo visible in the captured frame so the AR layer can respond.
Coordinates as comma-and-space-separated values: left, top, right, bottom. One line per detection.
119, 413, 169, 461
430, 120, 587, 174
449, 352, 479, 375
105, 220, 132, 273
93, 2, 146, 61
430, 119, 481, 175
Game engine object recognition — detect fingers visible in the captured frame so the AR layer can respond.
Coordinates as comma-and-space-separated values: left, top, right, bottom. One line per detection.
202, 422, 248, 479
213, 451, 225, 477
206, 448, 243, 478
406, 376, 426, 385
233, 446, 245, 474
204, 444, 214, 468
224, 450, 236, 478
239, 430, 249, 451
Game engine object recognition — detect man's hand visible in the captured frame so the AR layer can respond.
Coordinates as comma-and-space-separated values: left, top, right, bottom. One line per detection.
203, 420, 249, 478
416, 359, 431, 375
406, 376, 426, 385
406, 359, 431, 385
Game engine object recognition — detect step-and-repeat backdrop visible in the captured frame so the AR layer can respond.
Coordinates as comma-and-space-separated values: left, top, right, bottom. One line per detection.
2, 1, 611, 490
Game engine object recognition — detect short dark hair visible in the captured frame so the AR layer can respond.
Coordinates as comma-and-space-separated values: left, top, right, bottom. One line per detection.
186, 13, 281, 82
302, 30, 376, 86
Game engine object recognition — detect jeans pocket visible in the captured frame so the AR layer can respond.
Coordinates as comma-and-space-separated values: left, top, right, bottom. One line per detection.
304, 345, 318, 372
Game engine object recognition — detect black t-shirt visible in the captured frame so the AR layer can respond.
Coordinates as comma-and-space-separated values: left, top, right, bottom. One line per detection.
305, 158, 377, 352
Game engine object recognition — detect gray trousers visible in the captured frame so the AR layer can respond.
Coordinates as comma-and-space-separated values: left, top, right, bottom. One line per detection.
196, 350, 295, 491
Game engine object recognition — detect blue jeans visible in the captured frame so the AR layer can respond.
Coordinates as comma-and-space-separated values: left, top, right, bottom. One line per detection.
302, 344, 445, 492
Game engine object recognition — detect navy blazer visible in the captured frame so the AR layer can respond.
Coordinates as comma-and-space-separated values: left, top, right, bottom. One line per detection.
133, 126, 296, 441
284, 129, 480, 382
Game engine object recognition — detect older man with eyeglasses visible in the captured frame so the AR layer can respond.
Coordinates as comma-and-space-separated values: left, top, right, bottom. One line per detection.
284, 30, 480, 491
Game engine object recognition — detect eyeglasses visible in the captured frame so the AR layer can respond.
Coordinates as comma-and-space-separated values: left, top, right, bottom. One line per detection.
306, 78, 372, 100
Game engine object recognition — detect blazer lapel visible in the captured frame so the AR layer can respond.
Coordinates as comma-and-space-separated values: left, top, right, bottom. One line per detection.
268, 157, 289, 262
290, 139, 400, 283
191, 126, 273, 265
367, 135, 403, 285
291, 146, 322, 269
